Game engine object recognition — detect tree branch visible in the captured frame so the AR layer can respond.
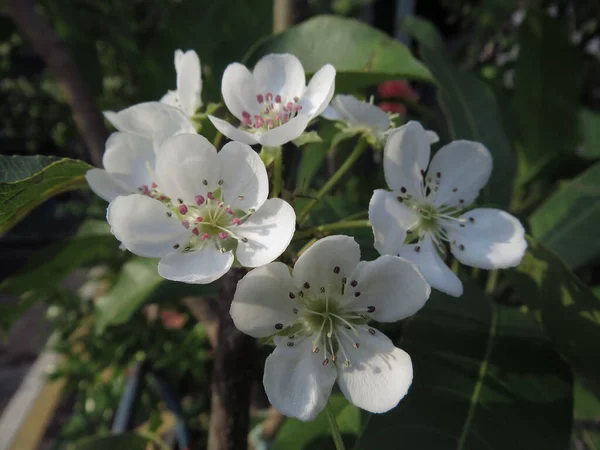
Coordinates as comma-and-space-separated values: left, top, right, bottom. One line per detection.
5, 0, 108, 167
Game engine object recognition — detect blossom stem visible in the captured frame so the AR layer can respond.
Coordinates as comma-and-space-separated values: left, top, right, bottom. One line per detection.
213, 131, 223, 149
296, 138, 369, 224
293, 220, 371, 241
272, 146, 283, 198
325, 401, 346, 450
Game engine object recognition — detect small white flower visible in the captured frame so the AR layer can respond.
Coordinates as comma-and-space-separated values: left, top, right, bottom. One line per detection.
209, 53, 335, 147
230, 235, 430, 421
107, 134, 296, 284
369, 121, 527, 297
161, 49, 203, 118
322, 95, 392, 145
87, 102, 196, 202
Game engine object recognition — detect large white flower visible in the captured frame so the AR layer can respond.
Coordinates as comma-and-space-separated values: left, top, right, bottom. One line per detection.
160, 49, 202, 118
322, 95, 391, 143
86, 102, 196, 202
107, 133, 296, 284
230, 235, 430, 421
209, 53, 335, 147
369, 121, 527, 297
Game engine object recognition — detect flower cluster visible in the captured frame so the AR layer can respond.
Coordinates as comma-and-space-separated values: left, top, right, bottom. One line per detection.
87, 48, 527, 423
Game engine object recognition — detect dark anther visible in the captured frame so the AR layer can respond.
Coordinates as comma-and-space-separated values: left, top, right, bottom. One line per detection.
436, 172, 441, 178
420, 169, 425, 176
218, 179, 224, 185
354, 292, 361, 297
353, 343, 360, 349
459, 244, 465, 251
173, 243, 180, 249
397, 196, 404, 203
299, 291, 304, 297
460, 224, 465, 228
368, 328, 376, 335
202, 179, 208, 186
367, 306, 376, 313
350, 280, 358, 287
177, 198, 183, 204
452, 188, 458, 192
320, 287, 325, 293
459, 199, 465, 204
415, 246, 421, 252
275, 323, 283, 330
293, 308, 299, 314
242, 237, 249, 243
469, 217, 475, 223
287, 342, 294, 347
333, 266, 340, 274
322, 358, 329, 366
400, 186, 407, 193
166, 212, 172, 217
289, 292, 295, 299
303, 282, 310, 289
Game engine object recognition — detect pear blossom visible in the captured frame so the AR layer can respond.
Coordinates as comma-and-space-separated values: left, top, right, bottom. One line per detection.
209, 53, 335, 147
161, 49, 202, 118
369, 121, 527, 297
107, 133, 296, 284
230, 235, 430, 421
87, 102, 196, 202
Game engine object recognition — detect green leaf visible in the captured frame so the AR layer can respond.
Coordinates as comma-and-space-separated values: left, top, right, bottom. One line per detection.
510, 11, 582, 181
530, 162, 600, 269
571, 378, 600, 448
71, 433, 148, 450
0, 155, 92, 234
506, 237, 600, 394
358, 282, 573, 449
579, 108, 600, 159
403, 16, 516, 208
246, 15, 433, 92
273, 394, 360, 449
95, 258, 218, 333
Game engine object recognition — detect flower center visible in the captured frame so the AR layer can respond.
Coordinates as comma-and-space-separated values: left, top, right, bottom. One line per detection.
277, 273, 376, 368
139, 180, 252, 254
241, 92, 303, 132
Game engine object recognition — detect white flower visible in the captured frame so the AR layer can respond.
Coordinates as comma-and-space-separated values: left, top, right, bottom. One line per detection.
209, 53, 335, 147
87, 102, 196, 202
230, 235, 430, 421
322, 95, 392, 143
161, 49, 202, 118
369, 121, 527, 297
107, 133, 296, 284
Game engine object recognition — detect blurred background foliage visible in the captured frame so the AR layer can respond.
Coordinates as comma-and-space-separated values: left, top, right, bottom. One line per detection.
0, 0, 599, 449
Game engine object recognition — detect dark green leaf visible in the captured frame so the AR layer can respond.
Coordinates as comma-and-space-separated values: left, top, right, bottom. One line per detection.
579, 108, 600, 159
273, 394, 360, 450
359, 282, 573, 449
403, 16, 516, 208
71, 432, 148, 450
510, 11, 582, 181
530, 162, 600, 269
571, 378, 600, 448
0, 155, 92, 234
506, 237, 600, 394
95, 258, 218, 333
246, 15, 433, 93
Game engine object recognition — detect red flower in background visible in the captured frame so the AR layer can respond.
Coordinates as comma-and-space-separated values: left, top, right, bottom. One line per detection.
378, 102, 407, 115
377, 80, 419, 101
160, 309, 188, 330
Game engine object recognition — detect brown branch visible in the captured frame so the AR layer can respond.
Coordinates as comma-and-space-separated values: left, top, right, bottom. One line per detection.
208, 268, 255, 450
5, 0, 108, 167
183, 296, 219, 350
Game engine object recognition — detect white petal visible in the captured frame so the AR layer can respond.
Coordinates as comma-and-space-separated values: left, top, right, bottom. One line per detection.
428, 140, 492, 208
155, 133, 219, 203
157, 245, 233, 284
369, 189, 420, 256
221, 63, 261, 121
230, 262, 300, 338
151, 104, 197, 151
337, 328, 412, 414
177, 50, 202, 116
257, 114, 311, 147
107, 194, 188, 258
252, 53, 306, 102
427, 130, 440, 144
447, 208, 527, 270
383, 121, 430, 200
343, 255, 430, 322
174, 49, 184, 71
321, 104, 344, 121
102, 132, 154, 192
292, 235, 360, 295
235, 198, 296, 268
217, 141, 268, 211
332, 95, 390, 131
398, 235, 463, 297
85, 169, 128, 202
263, 338, 337, 422
160, 91, 179, 108
301, 64, 336, 117
103, 102, 194, 141
208, 115, 260, 146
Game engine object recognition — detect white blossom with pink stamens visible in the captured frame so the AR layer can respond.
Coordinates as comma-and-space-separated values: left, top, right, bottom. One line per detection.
209, 54, 336, 147
106, 133, 296, 284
